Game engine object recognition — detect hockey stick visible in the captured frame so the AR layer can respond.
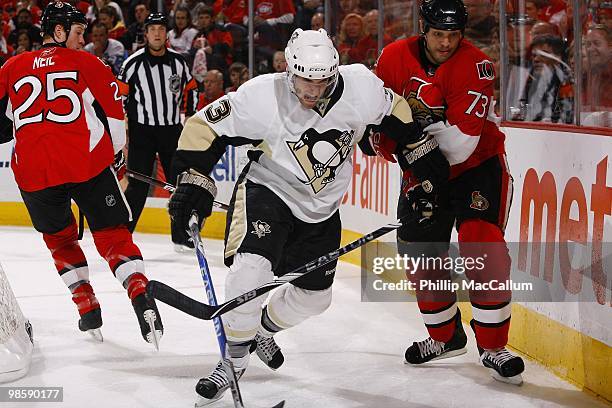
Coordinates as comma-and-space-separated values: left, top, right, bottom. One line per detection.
188, 214, 245, 408
147, 215, 411, 321
125, 169, 230, 211
188, 215, 285, 408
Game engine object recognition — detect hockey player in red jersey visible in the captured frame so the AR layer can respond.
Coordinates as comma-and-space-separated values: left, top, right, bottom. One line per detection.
0, 2, 163, 348
374, 0, 524, 384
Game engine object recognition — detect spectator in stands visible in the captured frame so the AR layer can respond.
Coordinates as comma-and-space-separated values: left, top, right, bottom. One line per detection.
225, 61, 247, 93
311, 11, 324, 30
515, 35, 573, 123
197, 69, 225, 110
505, 18, 535, 118
120, 1, 149, 52
15, 0, 41, 25
336, 13, 364, 64
272, 49, 286, 72
596, 6, 612, 32
582, 24, 612, 121
169, 5, 198, 56
85, 21, 126, 75
296, 0, 323, 30
192, 6, 233, 72
530, 21, 561, 39
99, 5, 126, 40
213, 0, 247, 25
8, 8, 40, 48
350, 9, 392, 67
12, 30, 33, 54
0, 31, 13, 64
464, 0, 497, 48
253, 0, 296, 52
86, 0, 124, 24
524, 0, 539, 22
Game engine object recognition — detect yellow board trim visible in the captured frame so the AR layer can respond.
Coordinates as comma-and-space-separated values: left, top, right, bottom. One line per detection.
0, 201, 609, 402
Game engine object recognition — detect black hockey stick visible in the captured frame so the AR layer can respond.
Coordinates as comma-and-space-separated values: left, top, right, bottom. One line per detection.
125, 169, 230, 211
147, 215, 411, 321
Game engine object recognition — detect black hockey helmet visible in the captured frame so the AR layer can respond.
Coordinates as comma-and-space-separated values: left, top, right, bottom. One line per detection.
420, 0, 468, 32
144, 12, 168, 28
41, 2, 73, 38
68, 8, 87, 27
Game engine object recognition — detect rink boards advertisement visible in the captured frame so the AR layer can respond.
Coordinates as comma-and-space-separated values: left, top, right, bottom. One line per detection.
0, 127, 610, 396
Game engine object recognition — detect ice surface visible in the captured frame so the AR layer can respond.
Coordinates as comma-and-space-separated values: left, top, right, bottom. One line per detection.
0, 227, 607, 408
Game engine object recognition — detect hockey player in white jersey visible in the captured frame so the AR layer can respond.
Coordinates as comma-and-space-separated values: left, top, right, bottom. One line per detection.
168, 28, 450, 403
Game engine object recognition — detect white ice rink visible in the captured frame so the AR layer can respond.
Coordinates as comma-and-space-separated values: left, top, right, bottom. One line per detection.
0, 226, 608, 408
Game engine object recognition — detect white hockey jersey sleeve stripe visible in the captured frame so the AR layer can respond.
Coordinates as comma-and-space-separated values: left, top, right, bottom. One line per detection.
424, 121, 480, 166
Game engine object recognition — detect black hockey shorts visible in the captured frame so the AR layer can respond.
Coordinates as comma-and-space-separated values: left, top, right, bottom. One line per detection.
397, 154, 513, 257
223, 180, 341, 291
20, 167, 132, 234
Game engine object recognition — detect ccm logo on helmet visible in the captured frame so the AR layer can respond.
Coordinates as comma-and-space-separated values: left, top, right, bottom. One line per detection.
309, 67, 326, 71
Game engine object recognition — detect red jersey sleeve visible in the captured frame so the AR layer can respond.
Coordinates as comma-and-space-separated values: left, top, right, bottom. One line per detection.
79, 54, 126, 153
375, 43, 402, 93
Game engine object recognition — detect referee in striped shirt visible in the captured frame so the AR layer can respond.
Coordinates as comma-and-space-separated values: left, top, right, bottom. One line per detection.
118, 13, 197, 236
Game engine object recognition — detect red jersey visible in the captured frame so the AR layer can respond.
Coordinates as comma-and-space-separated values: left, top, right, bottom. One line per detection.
214, 0, 247, 25
376, 36, 505, 179
255, 0, 295, 19
0, 46, 126, 192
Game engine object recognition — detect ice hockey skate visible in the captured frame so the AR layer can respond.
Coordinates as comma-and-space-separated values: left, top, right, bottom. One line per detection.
195, 359, 246, 406
250, 332, 284, 370
404, 313, 467, 364
127, 273, 163, 349
478, 346, 525, 385
72, 282, 103, 342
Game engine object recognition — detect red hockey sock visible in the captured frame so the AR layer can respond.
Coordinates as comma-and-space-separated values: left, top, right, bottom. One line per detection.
71, 282, 100, 316
417, 301, 459, 343
459, 219, 511, 350
42, 218, 89, 289
91, 225, 145, 286
126, 273, 148, 300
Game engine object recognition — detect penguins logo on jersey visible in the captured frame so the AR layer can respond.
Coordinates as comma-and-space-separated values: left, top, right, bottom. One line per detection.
404, 77, 446, 126
287, 128, 354, 194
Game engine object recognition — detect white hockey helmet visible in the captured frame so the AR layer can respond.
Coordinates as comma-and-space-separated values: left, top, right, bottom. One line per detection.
285, 28, 339, 99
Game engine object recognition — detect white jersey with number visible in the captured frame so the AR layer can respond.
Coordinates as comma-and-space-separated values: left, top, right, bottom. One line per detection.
196, 64, 395, 223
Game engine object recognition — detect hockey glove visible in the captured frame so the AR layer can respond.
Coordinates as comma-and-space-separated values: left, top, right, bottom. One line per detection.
168, 170, 217, 248
113, 150, 126, 181
398, 130, 450, 197
405, 183, 437, 228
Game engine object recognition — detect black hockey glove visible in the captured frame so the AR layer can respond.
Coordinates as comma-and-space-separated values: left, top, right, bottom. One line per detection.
168, 170, 217, 248
398, 131, 450, 197
405, 183, 437, 228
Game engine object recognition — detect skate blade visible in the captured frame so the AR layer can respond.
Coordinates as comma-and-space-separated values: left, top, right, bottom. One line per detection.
194, 393, 224, 407
403, 347, 467, 364
490, 370, 523, 385
87, 328, 104, 342
143, 310, 161, 351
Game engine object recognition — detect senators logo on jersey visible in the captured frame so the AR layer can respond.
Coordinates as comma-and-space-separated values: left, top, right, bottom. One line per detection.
287, 128, 353, 194
404, 77, 446, 127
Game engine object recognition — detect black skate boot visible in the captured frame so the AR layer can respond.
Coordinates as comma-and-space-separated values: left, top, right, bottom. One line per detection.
250, 332, 284, 370
195, 360, 246, 406
72, 282, 103, 342
478, 346, 525, 385
127, 273, 163, 349
404, 313, 467, 364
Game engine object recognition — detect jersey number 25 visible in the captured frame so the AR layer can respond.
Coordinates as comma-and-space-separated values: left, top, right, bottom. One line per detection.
13, 71, 82, 130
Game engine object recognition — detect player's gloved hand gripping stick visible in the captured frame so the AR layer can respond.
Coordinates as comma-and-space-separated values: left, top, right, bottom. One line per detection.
147, 214, 415, 321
